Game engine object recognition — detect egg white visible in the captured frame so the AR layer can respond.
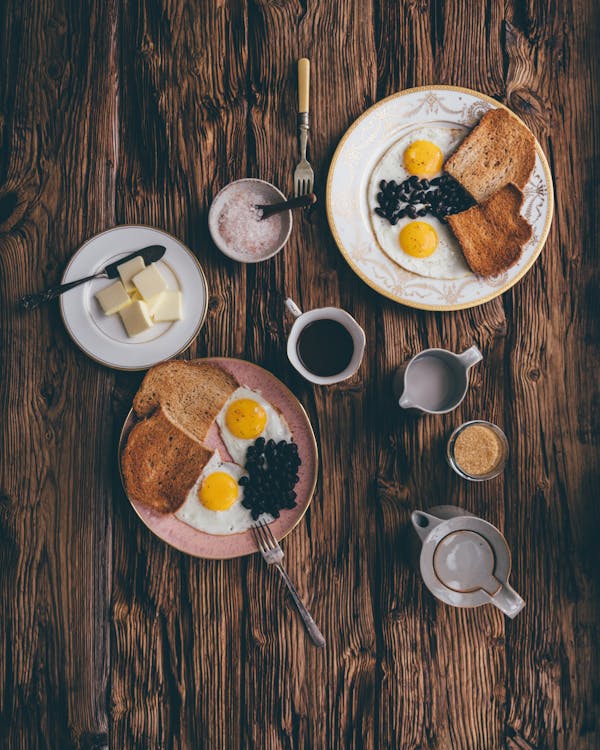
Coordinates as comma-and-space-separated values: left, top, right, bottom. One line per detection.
216, 386, 292, 465
368, 125, 471, 279
175, 451, 271, 535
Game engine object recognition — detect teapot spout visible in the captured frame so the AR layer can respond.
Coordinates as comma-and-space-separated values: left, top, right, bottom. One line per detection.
488, 582, 525, 619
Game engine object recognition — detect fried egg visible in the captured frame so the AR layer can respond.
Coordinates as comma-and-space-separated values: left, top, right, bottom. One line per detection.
368, 125, 471, 279
175, 451, 271, 534
216, 387, 292, 465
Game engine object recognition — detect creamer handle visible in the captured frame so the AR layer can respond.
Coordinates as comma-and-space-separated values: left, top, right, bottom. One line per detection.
457, 345, 483, 369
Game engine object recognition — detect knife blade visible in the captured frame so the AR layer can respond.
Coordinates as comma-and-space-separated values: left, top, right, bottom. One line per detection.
104, 245, 166, 277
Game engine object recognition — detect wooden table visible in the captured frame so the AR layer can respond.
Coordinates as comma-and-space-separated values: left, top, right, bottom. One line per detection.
1, 1, 598, 748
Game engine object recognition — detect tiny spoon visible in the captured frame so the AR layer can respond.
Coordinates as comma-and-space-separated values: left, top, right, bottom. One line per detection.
255, 192, 316, 220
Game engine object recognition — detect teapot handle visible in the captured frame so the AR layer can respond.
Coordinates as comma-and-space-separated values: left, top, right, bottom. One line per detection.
489, 582, 525, 619
411, 511, 444, 542
457, 345, 483, 369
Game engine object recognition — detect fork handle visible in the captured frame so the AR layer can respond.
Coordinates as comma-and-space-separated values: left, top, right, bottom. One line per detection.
276, 563, 325, 648
298, 58, 310, 113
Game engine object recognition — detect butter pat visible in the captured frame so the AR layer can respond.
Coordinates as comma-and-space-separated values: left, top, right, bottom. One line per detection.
95, 281, 131, 315
119, 300, 153, 337
117, 256, 145, 291
147, 291, 165, 317
132, 263, 168, 302
152, 290, 183, 322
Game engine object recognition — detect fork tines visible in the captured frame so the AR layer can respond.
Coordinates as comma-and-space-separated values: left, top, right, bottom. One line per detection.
252, 519, 277, 553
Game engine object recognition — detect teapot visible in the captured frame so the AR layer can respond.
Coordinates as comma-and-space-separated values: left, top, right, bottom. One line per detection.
411, 505, 525, 618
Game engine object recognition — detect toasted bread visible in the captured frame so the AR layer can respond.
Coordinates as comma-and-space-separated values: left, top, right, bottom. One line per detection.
447, 184, 533, 277
121, 407, 212, 513
444, 109, 536, 202
133, 360, 239, 442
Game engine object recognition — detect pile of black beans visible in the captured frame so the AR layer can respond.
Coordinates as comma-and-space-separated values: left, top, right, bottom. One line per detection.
239, 437, 301, 520
374, 174, 475, 225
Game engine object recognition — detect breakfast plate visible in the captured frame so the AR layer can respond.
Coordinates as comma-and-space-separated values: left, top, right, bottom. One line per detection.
326, 85, 554, 310
60, 225, 208, 370
118, 358, 319, 559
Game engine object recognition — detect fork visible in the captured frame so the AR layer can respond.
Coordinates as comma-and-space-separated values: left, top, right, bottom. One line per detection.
252, 520, 325, 648
293, 58, 314, 197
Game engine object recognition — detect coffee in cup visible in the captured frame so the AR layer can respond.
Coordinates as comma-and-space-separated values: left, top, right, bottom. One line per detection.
285, 298, 365, 385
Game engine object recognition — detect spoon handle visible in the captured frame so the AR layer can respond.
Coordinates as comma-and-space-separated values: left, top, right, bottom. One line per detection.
19, 273, 105, 310
256, 192, 316, 219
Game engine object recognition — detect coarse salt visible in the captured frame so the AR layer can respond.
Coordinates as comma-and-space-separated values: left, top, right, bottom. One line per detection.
213, 183, 286, 259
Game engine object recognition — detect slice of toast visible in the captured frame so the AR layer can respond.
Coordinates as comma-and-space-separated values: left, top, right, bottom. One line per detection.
133, 360, 239, 443
447, 184, 533, 277
121, 406, 212, 513
444, 108, 536, 202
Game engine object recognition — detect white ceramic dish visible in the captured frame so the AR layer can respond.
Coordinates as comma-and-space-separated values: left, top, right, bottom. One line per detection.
326, 85, 554, 311
60, 225, 208, 370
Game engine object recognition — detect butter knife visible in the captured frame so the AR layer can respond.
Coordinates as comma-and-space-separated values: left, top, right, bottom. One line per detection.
19, 244, 166, 311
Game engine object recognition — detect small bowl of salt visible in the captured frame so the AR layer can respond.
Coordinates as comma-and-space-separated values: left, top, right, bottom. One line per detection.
208, 178, 293, 263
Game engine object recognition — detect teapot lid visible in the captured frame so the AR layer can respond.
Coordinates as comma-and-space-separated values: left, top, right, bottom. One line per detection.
433, 530, 501, 596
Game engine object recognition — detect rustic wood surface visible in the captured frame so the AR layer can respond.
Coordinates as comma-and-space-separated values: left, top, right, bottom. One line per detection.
0, 0, 598, 748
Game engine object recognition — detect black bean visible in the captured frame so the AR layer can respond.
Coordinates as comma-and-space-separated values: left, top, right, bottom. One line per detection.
397, 209, 407, 219
407, 206, 417, 219
388, 180, 397, 189
389, 215, 399, 225
430, 177, 441, 186
417, 208, 428, 216
409, 175, 420, 187
239, 476, 249, 486
374, 207, 387, 219
379, 180, 387, 190
419, 179, 430, 189
376, 192, 385, 203
413, 191, 425, 202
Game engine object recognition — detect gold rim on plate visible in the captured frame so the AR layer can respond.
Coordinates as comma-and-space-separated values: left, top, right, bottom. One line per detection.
117, 357, 319, 559
59, 224, 209, 371
325, 85, 555, 311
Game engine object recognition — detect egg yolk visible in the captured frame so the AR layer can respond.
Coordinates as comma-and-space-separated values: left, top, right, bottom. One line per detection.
225, 398, 267, 439
403, 140, 443, 177
199, 471, 239, 511
399, 221, 439, 258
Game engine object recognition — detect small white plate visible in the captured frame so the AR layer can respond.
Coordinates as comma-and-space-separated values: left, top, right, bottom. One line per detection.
326, 86, 554, 311
60, 225, 208, 370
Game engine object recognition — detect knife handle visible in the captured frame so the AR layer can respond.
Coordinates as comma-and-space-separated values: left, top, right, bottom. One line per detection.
19, 273, 103, 311
298, 58, 310, 113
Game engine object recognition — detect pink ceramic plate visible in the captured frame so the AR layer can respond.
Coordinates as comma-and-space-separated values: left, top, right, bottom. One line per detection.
118, 357, 319, 559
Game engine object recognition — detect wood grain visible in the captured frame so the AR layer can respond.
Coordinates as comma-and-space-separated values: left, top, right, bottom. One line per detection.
0, 0, 598, 748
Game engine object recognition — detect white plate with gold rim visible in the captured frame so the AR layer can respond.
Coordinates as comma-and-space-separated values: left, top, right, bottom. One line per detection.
326, 85, 554, 311
60, 225, 208, 370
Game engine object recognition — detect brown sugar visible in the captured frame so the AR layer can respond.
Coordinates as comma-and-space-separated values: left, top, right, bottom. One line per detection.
453, 424, 503, 477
